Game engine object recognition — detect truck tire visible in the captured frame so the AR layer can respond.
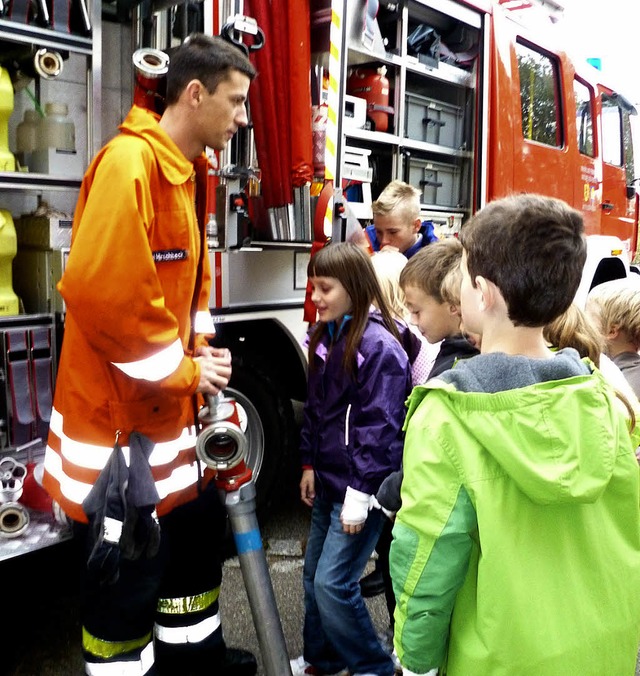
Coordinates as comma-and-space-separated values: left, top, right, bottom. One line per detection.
225, 356, 297, 514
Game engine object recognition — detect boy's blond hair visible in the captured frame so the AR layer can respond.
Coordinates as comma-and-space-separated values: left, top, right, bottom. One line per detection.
399, 238, 463, 304
370, 251, 409, 319
587, 278, 640, 349
372, 180, 421, 223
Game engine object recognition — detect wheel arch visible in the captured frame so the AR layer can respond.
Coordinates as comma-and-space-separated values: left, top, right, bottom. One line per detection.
210, 317, 308, 402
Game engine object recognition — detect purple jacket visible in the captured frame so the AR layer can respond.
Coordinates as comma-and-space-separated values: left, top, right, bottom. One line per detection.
300, 314, 412, 502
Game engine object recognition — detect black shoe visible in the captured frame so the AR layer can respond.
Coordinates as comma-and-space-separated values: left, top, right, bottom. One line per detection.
219, 648, 258, 675
360, 568, 385, 597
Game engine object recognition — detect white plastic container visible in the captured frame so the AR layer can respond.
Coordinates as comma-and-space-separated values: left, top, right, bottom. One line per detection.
16, 109, 40, 154
39, 102, 75, 152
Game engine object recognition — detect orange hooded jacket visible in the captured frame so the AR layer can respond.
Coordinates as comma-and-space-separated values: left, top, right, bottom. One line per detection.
43, 106, 215, 523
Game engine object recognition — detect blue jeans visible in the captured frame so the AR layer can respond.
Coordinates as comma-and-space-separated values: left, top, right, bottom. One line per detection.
302, 498, 395, 676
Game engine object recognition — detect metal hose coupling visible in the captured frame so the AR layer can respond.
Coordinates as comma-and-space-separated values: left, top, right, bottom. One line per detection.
196, 394, 247, 471
33, 48, 64, 79
132, 48, 169, 80
0, 502, 29, 538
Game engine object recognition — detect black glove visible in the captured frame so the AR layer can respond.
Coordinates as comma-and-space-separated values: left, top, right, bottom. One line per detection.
120, 432, 161, 561
82, 443, 129, 585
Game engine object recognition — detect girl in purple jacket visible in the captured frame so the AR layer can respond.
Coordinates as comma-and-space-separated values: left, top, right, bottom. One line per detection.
290, 243, 412, 676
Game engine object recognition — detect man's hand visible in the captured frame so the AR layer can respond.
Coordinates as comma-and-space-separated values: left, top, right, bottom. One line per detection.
194, 346, 232, 395
300, 468, 315, 507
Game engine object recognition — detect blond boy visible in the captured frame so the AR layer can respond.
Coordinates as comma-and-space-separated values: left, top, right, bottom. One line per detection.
365, 180, 438, 257
586, 277, 640, 397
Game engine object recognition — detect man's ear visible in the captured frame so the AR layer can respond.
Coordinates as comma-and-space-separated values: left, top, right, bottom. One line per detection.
413, 217, 422, 233
184, 79, 205, 107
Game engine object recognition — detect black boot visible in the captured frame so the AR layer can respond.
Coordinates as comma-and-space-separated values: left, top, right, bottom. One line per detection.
360, 565, 385, 597
217, 648, 258, 675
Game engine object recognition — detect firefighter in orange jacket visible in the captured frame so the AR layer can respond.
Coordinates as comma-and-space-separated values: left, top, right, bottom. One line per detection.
43, 34, 258, 676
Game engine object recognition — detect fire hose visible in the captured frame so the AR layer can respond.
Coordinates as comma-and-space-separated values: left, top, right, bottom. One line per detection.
196, 393, 292, 676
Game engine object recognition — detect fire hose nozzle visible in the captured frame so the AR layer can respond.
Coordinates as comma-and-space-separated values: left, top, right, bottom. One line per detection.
196, 394, 247, 471
196, 420, 247, 471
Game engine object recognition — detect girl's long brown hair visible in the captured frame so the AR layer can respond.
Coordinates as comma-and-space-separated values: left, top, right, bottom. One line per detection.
307, 242, 400, 377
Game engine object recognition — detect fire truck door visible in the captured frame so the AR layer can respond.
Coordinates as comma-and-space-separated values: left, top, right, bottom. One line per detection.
511, 41, 572, 204
599, 90, 637, 248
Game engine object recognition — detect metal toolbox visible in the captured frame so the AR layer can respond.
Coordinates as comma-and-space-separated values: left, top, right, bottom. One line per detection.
14, 216, 73, 251
13, 248, 69, 315
404, 93, 464, 149
407, 156, 462, 208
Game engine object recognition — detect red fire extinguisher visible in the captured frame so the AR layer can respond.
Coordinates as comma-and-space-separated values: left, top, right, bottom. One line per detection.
346, 65, 394, 133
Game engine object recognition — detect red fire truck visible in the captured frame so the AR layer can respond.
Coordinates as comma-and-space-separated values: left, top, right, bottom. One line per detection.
0, 0, 638, 554
196, 0, 639, 507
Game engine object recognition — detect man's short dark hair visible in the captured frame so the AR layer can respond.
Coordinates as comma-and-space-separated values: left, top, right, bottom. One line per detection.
459, 194, 586, 327
165, 33, 256, 105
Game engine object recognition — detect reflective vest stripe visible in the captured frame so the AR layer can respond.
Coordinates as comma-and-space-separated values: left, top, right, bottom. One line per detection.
84, 642, 154, 676
157, 587, 220, 615
194, 310, 215, 335
112, 338, 184, 381
154, 612, 221, 645
49, 408, 197, 470
45, 445, 202, 506
44, 449, 92, 504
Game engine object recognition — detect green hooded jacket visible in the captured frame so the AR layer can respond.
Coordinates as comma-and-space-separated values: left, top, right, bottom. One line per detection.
390, 349, 640, 676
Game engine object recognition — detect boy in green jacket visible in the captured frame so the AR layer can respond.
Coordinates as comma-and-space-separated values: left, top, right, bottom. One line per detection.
390, 194, 640, 676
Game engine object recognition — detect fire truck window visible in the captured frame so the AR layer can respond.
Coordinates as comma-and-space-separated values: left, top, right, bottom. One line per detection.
516, 42, 562, 148
573, 79, 594, 157
622, 110, 635, 185
601, 95, 623, 166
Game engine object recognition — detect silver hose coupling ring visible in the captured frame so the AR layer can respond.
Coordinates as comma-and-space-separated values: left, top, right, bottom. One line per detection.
0, 502, 30, 538
34, 48, 64, 79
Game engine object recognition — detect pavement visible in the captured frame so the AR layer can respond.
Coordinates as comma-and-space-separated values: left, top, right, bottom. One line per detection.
1, 490, 390, 676
2, 491, 639, 675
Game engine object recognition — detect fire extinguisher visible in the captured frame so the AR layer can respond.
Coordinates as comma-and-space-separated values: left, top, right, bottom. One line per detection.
346, 65, 394, 133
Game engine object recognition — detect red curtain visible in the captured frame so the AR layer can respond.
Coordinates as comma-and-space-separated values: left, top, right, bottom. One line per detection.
246, 0, 313, 212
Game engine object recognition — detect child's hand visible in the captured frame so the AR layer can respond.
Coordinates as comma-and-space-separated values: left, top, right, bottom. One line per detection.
340, 486, 371, 534
300, 469, 315, 507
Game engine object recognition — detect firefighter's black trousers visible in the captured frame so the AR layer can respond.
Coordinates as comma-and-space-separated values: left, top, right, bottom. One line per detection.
76, 481, 229, 675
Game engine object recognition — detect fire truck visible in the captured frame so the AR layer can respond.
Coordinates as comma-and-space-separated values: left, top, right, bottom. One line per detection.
0, 0, 638, 554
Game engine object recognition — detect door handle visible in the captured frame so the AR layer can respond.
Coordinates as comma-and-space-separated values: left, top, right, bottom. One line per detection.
601, 201, 614, 212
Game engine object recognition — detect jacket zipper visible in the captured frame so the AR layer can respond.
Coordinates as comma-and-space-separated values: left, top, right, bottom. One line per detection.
344, 403, 351, 446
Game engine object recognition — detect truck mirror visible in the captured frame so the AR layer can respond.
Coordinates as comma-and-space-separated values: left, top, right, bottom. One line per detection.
626, 184, 637, 200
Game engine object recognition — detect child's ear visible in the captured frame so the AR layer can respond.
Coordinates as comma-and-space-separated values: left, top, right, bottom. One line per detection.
606, 324, 621, 340
475, 275, 491, 312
